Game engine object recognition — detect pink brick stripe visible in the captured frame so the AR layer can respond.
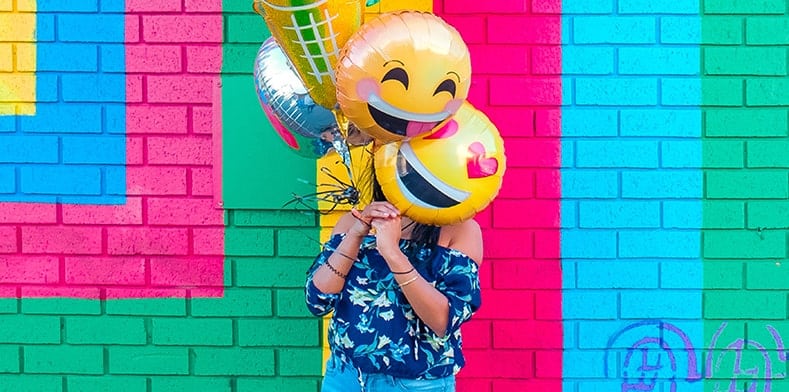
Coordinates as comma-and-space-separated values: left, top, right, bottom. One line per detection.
0, 0, 224, 299
437, 1, 563, 390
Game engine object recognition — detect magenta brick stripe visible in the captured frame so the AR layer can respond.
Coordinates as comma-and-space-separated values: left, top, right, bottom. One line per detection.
436, 0, 563, 390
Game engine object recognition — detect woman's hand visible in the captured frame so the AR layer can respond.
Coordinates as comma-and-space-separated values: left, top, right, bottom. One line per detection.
348, 202, 400, 238
370, 215, 402, 259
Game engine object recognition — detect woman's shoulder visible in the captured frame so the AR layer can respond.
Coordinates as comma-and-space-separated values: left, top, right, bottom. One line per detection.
438, 218, 483, 265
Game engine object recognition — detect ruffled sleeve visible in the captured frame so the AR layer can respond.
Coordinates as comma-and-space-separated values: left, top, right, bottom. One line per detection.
304, 234, 345, 317
434, 248, 482, 336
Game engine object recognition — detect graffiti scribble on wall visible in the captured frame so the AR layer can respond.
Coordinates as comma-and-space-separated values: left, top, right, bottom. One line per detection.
605, 320, 702, 392
706, 322, 787, 392
606, 320, 787, 392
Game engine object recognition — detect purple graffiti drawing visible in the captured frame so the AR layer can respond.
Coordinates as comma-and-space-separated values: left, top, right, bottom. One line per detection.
605, 320, 702, 392
706, 323, 787, 392
766, 325, 787, 365
621, 337, 677, 392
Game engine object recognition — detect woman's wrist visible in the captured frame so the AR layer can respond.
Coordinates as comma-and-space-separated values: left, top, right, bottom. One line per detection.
380, 248, 409, 269
345, 227, 368, 239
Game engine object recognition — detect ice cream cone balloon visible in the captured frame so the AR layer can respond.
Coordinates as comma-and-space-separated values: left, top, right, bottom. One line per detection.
253, 0, 364, 109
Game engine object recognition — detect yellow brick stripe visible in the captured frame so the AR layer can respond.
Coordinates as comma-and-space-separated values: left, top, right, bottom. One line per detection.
317, 0, 434, 372
0, 0, 37, 115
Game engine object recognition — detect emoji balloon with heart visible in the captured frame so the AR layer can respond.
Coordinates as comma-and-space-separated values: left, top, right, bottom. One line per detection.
374, 102, 506, 226
336, 11, 471, 144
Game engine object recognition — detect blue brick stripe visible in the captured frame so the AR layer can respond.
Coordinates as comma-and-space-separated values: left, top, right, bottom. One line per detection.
562, 1, 703, 390
0, 167, 15, 194
0, 1, 126, 204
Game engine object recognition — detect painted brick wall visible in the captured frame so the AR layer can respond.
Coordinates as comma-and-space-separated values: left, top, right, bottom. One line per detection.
433, 1, 563, 391
3, 0, 787, 391
700, 1, 789, 392
562, 0, 705, 388
0, 0, 237, 390
0, 0, 224, 298
563, 0, 789, 391
0, 0, 128, 205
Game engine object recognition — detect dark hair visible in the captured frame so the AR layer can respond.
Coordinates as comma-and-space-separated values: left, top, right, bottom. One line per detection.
371, 173, 440, 250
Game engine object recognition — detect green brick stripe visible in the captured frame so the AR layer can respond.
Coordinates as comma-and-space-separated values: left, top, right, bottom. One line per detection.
702, 3, 789, 391
222, 0, 323, 387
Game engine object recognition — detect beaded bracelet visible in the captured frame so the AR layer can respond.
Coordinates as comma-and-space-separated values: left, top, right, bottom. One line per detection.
324, 260, 347, 279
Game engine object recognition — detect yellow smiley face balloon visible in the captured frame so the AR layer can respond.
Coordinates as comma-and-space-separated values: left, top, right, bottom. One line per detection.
374, 102, 506, 226
336, 11, 472, 144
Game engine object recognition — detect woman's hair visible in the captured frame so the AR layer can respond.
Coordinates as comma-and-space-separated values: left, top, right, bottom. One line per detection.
371, 172, 440, 250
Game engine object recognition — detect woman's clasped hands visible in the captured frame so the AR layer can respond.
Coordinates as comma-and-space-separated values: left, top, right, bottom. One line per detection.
350, 202, 403, 258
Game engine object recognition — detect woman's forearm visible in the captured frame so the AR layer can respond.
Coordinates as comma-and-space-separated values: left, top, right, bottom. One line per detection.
382, 251, 450, 338
312, 234, 364, 294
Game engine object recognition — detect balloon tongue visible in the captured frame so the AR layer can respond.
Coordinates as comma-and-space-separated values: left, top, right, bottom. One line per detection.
406, 121, 438, 138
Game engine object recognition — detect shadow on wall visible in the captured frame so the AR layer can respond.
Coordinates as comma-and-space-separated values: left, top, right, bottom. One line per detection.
605, 320, 787, 392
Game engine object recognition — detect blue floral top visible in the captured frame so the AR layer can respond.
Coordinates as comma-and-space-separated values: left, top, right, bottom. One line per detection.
305, 233, 482, 380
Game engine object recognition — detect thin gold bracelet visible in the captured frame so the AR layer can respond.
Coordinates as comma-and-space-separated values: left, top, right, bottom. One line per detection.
398, 275, 419, 288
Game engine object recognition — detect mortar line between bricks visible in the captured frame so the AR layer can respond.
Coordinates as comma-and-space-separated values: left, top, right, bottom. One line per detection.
102, 346, 109, 376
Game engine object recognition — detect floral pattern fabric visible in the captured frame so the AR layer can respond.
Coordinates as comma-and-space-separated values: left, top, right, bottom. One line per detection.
305, 233, 482, 380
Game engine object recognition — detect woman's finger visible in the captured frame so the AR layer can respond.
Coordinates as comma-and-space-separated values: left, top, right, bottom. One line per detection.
351, 209, 371, 227
378, 202, 400, 216
364, 206, 394, 218
369, 201, 397, 211
375, 204, 399, 217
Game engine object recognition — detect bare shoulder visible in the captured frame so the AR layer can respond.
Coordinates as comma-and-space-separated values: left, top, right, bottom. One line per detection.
441, 219, 483, 265
331, 212, 358, 236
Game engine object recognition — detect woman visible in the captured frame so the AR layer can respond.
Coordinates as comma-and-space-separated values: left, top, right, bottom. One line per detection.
305, 193, 483, 392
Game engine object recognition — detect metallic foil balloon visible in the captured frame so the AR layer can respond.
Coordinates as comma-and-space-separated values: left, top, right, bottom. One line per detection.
254, 37, 338, 138
259, 104, 334, 159
374, 102, 506, 226
336, 11, 472, 144
252, 0, 364, 109
254, 38, 336, 158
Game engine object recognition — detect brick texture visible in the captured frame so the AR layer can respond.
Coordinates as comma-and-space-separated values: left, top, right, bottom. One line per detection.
2, 0, 786, 390
437, 1, 563, 391
702, 5, 789, 391
0, 0, 237, 386
562, 0, 703, 390
0, 0, 225, 297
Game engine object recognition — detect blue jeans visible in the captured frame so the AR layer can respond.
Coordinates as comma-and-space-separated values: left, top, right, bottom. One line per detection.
321, 355, 456, 392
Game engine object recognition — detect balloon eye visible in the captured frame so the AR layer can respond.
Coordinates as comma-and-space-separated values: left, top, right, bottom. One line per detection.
381, 67, 409, 89
433, 79, 457, 97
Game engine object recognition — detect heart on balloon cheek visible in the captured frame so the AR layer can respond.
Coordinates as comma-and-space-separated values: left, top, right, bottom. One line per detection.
424, 119, 458, 140
467, 142, 498, 179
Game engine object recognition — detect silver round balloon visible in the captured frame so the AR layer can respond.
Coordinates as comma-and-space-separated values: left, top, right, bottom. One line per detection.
254, 37, 338, 140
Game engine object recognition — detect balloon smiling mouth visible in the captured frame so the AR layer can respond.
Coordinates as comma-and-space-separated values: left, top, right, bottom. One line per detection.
395, 143, 469, 209
366, 94, 449, 138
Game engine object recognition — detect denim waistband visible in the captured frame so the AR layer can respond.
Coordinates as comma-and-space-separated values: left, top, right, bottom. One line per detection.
324, 355, 455, 392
